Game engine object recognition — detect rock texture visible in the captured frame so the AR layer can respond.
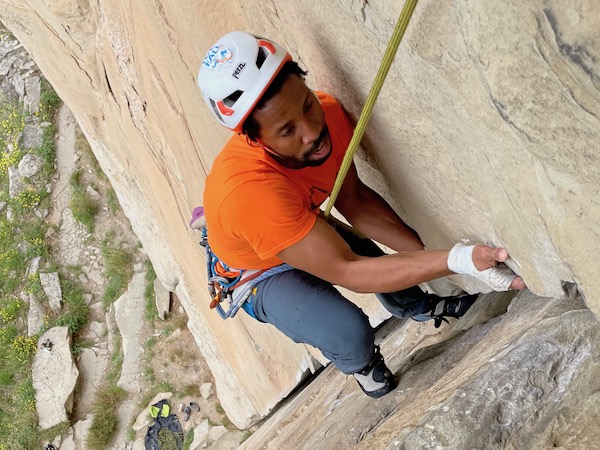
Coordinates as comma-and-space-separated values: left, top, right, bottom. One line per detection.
76, 346, 109, 414
114, 271, 146, 392
113, 270, 148, 445
32, 327, 79, 430
154, 277, 170, 320
39, 271, 62, 311
27, 293, 43, 336
241, 291, 600, 449
2, 0, 599, 430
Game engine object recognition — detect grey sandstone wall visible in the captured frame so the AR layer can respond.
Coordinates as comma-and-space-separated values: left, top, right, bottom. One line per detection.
2, 0, 598, 430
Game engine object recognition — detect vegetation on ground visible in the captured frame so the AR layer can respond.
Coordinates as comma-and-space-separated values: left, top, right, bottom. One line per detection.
0, 33, 237, 450
69, 168, 99, 232
0, 76, 63, 450
0, 64, 139, 449
101, 234, 134, 307
85, 384, 127, 450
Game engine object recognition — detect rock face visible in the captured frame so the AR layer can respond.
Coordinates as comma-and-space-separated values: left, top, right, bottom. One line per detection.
18, 152, 43, 177
154, 278, 170, 320
39, 271, 62, 311
32, 327, 79, 430
241, 291, 600, 449
114, 271, 147, 393
2, 0, 599, 430
27, 293, 43, 336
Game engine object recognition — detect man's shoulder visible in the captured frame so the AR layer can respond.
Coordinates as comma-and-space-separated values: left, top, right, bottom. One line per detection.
210, 134, 264, 172
206, 135, 285, 195
216, 133, 252, 160
316, 91, 350, 125
316, 91, 341, 108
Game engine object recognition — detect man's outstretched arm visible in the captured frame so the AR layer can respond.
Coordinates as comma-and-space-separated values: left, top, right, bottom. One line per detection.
277, 218, 523, 293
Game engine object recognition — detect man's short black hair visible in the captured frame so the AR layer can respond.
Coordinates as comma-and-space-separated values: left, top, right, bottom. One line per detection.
242, 60, 308, 142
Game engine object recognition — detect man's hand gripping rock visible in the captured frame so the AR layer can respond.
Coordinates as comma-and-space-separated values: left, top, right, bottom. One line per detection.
448, 243, 526, 291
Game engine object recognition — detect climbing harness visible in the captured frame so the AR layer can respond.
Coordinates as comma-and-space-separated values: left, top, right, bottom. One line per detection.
200, 227, 293, 318
324, 0, 418, 219
190, 206, 293, 319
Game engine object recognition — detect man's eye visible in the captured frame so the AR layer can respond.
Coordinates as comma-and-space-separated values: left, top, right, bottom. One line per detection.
281, 127, 293, 137
304, 101, 313, 113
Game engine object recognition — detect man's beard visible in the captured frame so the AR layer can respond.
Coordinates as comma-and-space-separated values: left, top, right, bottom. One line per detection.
266, 127, 331, 169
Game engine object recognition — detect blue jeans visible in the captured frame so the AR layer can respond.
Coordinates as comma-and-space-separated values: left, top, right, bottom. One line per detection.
248, 225, 433, 374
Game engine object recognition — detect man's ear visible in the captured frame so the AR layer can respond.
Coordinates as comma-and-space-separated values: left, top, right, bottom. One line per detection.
244, 135, 264, 148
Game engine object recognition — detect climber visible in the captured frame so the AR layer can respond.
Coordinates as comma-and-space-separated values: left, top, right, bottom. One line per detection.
196, 31, 526, 399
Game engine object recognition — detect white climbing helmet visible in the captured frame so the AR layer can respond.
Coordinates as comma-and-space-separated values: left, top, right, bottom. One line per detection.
197, 31, 291, 133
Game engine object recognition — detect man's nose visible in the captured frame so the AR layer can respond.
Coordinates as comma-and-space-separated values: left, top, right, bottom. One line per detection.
300, 119, 321, 145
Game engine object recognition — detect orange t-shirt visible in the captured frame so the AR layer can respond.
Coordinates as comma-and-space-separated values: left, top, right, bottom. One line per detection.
203, 92, 353, 270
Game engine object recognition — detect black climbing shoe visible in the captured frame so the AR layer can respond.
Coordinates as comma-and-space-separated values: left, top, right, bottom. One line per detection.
189, 401, 200, 412
183, 405, 191, 421
353, 346, 397, 399
418, 294, 479, 328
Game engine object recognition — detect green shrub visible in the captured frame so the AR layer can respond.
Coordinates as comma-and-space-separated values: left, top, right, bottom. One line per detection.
24, 273, 44, 296
0, 370, 13, 387
0, 324, 19, 346
68, 169, 99, 232
106, 187, 119, 215
0, 297, 22, 324
106, 337, 123, 385
8, 188, 43, 216
86, 385, 127, 450
8, 335, 37, 368
71, 338, 94, 357
183, 430, 194, 450
55, 279, 89, 334
14, 376, 36, 411
102, 247, 133, 306
39, 78, 61, 119
144, 261, 157, 321
69, 168, 83, 188
70, 191, 98, 232
21, 220, 50, 259
240, 430, 253, 444
87, 412, 118, 450
0, 414, 39, 450
34, 123, 57, 170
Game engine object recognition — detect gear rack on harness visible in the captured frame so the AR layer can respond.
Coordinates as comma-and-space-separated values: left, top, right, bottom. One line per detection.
190, 206, 292, 319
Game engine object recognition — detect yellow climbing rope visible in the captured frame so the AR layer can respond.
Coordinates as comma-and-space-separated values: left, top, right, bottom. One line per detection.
324, 0, 419, 219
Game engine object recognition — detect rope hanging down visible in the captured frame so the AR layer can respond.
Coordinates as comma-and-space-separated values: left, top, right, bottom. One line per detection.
323, 0, 419, 219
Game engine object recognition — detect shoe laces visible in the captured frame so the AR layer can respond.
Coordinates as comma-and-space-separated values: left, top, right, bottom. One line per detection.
427, 295, 477, 328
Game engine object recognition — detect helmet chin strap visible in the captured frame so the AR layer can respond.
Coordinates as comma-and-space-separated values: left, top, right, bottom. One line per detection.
259, 144, 280, 157
245, 135, 280, 157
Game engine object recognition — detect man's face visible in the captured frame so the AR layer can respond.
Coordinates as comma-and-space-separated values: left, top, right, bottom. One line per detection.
252, 75, 332, 168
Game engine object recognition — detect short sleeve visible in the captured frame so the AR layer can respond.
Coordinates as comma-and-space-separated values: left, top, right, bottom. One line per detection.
220, 178, 317, 260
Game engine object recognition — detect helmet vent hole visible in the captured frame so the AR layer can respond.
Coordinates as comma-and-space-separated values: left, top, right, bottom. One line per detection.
209, 99, 224, 122
256, 47, 268, 69
223, 90, 243, 107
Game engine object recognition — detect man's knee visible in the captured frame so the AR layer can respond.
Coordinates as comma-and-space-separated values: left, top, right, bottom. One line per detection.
323, 312, 375, 374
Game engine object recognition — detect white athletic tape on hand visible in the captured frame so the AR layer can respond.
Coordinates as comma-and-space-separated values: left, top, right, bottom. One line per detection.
448, 243, 516, 291
447, 243, 477, 276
